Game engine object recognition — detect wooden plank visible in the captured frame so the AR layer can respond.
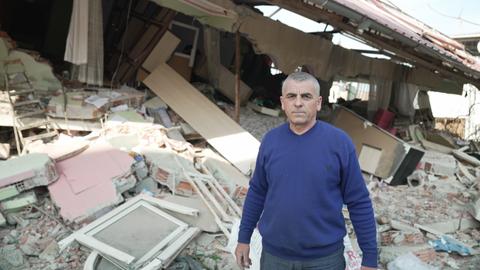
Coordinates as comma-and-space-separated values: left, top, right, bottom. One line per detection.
218, 65, 252, 106
143, 64, 259, 174
142, 30, 180, 72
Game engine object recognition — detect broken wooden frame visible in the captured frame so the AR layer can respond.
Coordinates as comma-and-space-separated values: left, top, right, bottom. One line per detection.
59, 194, 200, 269
183, 169, 241, 239
169, 21, 199, 68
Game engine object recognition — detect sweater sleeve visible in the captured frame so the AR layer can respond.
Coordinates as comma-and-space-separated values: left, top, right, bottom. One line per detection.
341, 148, 378, 268
238, 141, 269, 244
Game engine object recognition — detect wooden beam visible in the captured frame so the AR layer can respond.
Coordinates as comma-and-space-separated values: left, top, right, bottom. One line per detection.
235, 31, 241, 123
143, 63, 259, 174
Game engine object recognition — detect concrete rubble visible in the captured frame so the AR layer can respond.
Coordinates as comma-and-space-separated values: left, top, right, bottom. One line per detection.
1, 4, 480, 269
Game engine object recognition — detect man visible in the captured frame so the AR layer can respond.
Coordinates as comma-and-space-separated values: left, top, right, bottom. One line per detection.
235, 72, 377, 270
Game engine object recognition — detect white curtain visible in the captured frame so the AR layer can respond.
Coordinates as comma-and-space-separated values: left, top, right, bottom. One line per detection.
65, 0, 104, 86
64, 0, 88, 65
394, 83, 419, 119
368, 76, 392, 120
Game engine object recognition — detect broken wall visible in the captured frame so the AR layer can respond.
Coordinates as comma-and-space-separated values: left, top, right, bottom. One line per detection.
331, 106, 424, 183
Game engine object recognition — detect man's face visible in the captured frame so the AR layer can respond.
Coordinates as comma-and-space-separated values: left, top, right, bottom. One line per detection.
280, 79, 322, 129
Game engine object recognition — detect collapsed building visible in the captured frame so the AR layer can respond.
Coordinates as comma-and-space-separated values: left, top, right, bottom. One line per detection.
0, 0, 480, 269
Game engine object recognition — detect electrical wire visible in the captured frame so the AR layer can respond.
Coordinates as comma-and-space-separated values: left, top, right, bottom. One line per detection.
427, 3, 480, 27
110, 0, 133, 90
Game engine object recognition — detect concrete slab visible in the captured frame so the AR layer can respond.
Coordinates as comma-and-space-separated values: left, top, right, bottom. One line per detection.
48, 140, 134, 222
142, 148, 198, 195
0, 191, 37, 212
25, 134, 89, 161
0, 185, 20, 201
417, 150, 457, 176
0, 153, 58, 190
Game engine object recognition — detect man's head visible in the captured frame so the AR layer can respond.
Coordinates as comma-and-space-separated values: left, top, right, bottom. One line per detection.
280, 72, 322, 134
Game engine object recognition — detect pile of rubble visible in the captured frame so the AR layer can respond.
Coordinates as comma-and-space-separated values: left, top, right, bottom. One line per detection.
0, 117, 251, 270
1, 15, 480, 270
358, 124, 480, 269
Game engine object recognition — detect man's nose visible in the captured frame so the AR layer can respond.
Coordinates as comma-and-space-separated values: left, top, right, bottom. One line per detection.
294, 96, 303, 106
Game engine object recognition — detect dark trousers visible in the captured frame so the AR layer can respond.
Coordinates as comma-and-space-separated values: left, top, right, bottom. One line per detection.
260, 248, 345, 270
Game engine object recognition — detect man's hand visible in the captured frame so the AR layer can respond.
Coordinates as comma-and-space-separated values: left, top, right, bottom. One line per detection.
361, 266, 376, 270
235, 243, 251, 269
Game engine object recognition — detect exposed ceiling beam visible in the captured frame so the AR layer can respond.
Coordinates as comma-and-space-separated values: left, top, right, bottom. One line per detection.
265, 0, 475, 85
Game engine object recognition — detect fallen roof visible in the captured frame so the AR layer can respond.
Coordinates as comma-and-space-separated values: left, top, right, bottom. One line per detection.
319, 0, 480, 75
258, 0, 480, 91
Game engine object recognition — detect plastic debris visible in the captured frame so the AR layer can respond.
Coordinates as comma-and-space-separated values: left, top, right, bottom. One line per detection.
428, 235, 473, 256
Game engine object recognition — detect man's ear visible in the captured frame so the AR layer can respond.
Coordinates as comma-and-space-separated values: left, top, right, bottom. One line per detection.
317, 96, 322, 111
280, 96, 285, 110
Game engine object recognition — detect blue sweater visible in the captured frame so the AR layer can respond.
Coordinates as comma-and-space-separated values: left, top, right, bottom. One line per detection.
238, 121, 377, 268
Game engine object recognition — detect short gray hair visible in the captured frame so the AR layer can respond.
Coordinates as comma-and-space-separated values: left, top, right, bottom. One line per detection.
282, 72, 320, 96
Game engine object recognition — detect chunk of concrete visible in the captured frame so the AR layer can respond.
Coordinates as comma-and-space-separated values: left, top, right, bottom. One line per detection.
0, 212, 5, 226
387, 252, 439, 270
0, 153, 58, 190
0, 191, 37, 212
24, 134, 89, 161
0, 185, 20, 201
417, 151, 457, 176
143, 148, 198, 196
0, 245, 29, 270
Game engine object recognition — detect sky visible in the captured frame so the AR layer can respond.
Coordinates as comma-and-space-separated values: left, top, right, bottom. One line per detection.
387, 0, 480, 36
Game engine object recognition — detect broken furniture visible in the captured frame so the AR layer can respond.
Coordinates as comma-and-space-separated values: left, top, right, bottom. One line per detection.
4, 59, 59, 153
184, 170, 241, 238
142, 147, 242, 237
47, 86, 145, 120
330, 106, 424, 185
59, 194, 200, 270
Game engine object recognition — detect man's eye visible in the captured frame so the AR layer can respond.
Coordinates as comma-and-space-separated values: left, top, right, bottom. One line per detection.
301, 95, 313, 100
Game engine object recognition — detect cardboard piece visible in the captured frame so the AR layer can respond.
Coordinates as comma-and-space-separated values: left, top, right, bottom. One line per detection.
143, 63, 260, 175
330, 106, 424, 184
